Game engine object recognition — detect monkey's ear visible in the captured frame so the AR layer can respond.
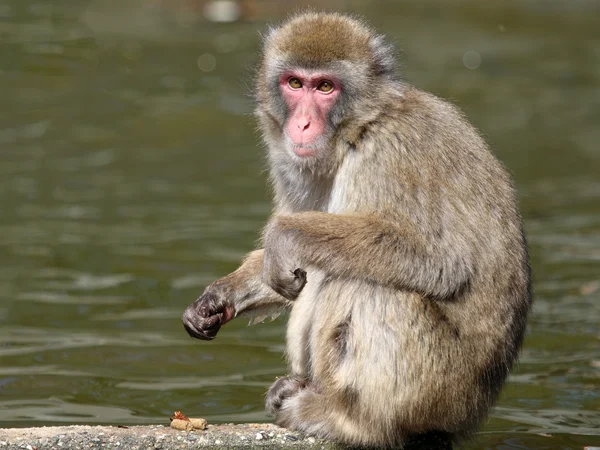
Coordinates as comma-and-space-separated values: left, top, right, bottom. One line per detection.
369, 34, 396, 78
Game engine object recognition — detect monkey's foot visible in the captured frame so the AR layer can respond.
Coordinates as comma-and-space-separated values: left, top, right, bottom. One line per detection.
265, 376, 306, 415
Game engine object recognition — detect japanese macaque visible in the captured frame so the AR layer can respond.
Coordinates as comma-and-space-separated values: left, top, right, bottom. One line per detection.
182, 12, 531, 449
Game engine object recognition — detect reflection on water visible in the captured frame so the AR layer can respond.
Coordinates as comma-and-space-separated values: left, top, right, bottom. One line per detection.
0, 0, 599, 448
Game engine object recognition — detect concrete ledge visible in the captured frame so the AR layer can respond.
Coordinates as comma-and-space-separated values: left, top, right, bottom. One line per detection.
0, 424, 340, 449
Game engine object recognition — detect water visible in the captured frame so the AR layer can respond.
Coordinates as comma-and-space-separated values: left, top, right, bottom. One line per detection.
1, 0, 599, 448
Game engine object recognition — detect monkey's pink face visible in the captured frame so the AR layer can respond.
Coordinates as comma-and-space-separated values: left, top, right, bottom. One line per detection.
279, 72, 341, 157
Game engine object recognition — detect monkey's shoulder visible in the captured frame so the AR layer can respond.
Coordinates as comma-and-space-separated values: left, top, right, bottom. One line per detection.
346, 84, 515, 198
376, 84, 482, 142
357, 84, 501, 165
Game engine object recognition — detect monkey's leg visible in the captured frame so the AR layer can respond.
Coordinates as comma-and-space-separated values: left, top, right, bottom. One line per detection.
265, 267, 325, 415
276, 385, 453, 449
182, 249, 292, 340
275, 389, 387, 447
278, 278, 465, 449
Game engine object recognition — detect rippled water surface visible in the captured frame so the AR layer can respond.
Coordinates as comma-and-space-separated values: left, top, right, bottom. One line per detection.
1, 0, 599, 448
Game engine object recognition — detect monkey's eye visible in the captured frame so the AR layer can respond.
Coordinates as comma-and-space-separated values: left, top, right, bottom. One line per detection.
288, 78, 302, 89
317, 80, 334, 93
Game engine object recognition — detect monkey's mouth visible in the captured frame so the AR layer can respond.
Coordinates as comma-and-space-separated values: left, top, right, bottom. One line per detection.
292, 144, 319, 157
285, 134, 322, 158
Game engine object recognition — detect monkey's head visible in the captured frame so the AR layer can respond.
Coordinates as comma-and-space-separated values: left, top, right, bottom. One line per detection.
256, 12, 396, 169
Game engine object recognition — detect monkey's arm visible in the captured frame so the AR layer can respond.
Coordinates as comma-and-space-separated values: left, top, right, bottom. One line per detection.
182, 249, 293, 340
263, 213, 473, 301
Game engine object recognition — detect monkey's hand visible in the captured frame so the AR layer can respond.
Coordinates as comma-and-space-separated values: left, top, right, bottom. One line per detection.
182, 287, 235, 341
265, 376, 306, 415
262, 218, 307, 300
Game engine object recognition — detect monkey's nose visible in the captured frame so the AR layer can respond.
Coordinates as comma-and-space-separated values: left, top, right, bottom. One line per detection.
297, 119, 310, 131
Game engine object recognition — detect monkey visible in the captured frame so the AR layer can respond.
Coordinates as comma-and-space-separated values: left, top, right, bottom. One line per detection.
182, 12, 532, 449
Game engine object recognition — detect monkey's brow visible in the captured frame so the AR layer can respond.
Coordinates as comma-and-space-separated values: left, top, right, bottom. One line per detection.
279, 69, 340, 82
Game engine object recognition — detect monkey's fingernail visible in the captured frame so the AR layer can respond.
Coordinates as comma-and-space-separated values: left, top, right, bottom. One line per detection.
292, 268, 306, 279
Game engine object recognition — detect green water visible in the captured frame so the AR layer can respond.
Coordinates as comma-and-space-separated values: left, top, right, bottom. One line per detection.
0, 1, 599, 448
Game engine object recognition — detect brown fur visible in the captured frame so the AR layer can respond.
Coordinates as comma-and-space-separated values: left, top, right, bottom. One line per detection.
183, 12, 531, 449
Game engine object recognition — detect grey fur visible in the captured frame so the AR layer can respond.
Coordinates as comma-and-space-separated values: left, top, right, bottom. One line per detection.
183, 12, 531, 449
